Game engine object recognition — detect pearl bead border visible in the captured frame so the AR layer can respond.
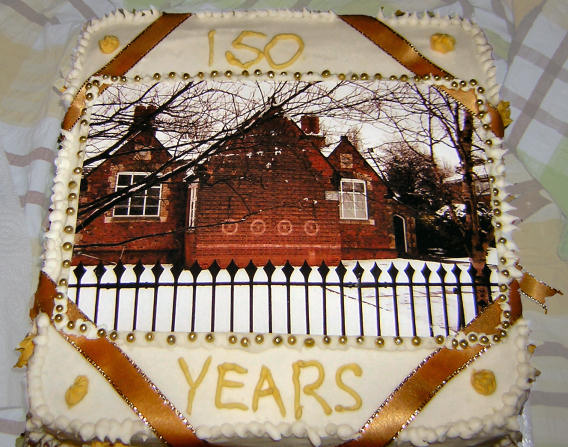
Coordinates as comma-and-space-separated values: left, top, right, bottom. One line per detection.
44, 71, 519, 348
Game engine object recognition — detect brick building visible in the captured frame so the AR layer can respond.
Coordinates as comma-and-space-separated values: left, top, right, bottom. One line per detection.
75, 109, 417, 266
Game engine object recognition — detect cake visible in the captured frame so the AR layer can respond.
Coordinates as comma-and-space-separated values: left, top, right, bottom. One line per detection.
22, 9, 539, 447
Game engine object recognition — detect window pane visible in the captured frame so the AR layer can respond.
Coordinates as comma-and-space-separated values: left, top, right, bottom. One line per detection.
343, 207, 355, 219
147, 187, 160, 198
131, 196, 144, 207
117, 175, 131, 186
145, 207, 159, 216
353, 182, 364, 193
146, 197, 159, 207
114, 206, 128, 215
342, 194, 354, 204
354, 195, 365, 207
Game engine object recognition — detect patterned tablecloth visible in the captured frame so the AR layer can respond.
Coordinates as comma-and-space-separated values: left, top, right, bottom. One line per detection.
0, 1, 566, 446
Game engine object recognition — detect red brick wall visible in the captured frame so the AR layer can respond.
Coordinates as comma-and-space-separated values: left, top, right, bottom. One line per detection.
187, 117, 342, 267
187, 118, 401, 267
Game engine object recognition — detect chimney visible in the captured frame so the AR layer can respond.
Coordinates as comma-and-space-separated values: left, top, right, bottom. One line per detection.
132, 105, 157, 136
301, 115, 320, 134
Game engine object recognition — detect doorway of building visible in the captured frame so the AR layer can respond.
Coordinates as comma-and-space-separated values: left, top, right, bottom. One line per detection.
393, 215, 407, 256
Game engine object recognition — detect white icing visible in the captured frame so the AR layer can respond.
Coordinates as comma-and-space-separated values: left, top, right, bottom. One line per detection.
28, 317, 533, 447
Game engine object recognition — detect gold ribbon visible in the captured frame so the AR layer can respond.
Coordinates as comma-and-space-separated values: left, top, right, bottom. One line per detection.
34, 272, 206, 447
339, 15, 504, 138
519, 270, 562, 313
61, 12, 191, 132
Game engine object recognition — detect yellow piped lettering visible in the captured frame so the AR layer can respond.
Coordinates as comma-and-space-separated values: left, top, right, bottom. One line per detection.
208, 30, 216, 66
216, 362, 249, 411
263, 33, 304, 70
178, 356, 211, 415
334, 363, 363, 412
292, 360, 331, 420
225, 31, 266, 69
252, 365, 286, 417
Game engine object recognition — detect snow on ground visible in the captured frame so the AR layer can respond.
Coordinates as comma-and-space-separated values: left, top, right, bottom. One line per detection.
67, 258, 499, 338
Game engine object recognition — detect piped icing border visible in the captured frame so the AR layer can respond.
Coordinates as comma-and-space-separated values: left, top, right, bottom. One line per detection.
43, 72, 520, 346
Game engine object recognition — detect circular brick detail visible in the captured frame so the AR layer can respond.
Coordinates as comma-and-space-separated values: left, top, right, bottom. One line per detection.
221, 222, 238, 234
304, 220, 319, 236
250, 219, 266, 235
277, 219, 293, 235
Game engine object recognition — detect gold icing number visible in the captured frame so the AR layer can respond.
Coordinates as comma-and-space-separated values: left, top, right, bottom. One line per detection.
208, 30, 304, 70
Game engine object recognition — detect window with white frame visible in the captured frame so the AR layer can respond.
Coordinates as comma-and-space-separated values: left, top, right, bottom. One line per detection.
340, 179, 368, 220
113, 172, 161, 217
187, 182, 198, 230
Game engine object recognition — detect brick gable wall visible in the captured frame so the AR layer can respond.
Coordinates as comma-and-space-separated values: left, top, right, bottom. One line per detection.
327, 137, 399, 260
187, 116, 342, 267
74, 132, 187, 265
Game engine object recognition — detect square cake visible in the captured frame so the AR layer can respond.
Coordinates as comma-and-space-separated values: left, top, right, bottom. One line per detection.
23, 9, 536, 447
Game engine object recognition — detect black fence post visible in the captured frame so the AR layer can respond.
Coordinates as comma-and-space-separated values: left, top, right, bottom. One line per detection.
72, 262, 86, 309
370, 263, 382, 336
188, 261, 202, 333
318, 261, 330, 336
452, 264, 466, 330
112, 261, 126, 331
421, 264, 434, 337
132, 260, 144, 331
93, 262, 106, 326
282, 261, 294, 334
208, 261, 221, 333
227, 260, 239, 333
387, 263, 400, 337
300, 261, 312, 335
170, 261, 184, 332
437, 264, 450, 337
335, 262, 347, 337
150, 261, 165, 332
353, 262, 365, 337
245, 261, 258, 333
404, 263, 417, 337
264, 261, 276, 334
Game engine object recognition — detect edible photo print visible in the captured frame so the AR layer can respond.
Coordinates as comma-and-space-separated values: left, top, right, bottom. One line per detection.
68, 80, 499, 337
